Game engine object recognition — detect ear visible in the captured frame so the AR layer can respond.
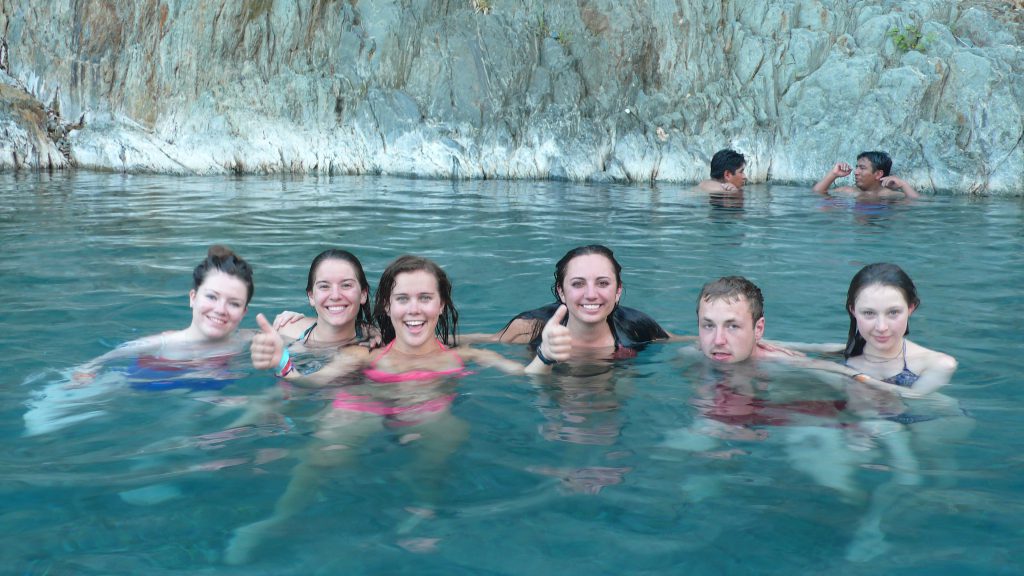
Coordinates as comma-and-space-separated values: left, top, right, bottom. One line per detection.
360, 289, 368, 305
754, 317, 765, 341
908, 302, 917, 314
615, 284, 623, 304
307, 291, 316, 309
189, 289, 197, 308
556, 286, 565, 303
723, 169, 734, 181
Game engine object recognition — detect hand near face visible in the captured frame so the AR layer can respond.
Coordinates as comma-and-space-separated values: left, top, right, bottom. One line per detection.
251, 313, 284, 370
272, 310, 306, 330
879, 175, 904, 190
539, 304, 572, 362
832, 162, 852, 178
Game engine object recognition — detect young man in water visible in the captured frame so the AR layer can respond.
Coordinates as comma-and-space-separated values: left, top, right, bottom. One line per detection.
812, 151, 919, 198
664, 277, 912, 501
697, 148, 747, 192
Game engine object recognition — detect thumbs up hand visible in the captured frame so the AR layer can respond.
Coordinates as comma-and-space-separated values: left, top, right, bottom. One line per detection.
251, 313, 285, 370
538, 304, 572, 364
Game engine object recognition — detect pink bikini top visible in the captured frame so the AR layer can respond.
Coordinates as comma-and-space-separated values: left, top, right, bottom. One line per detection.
363, 339, 468, 383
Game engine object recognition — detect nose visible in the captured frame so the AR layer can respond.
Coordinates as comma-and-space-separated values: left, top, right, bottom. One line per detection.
213, 298, 228, 314
874, 316, 889, 332
713, 328, 727, 345
583, 283, 597, 299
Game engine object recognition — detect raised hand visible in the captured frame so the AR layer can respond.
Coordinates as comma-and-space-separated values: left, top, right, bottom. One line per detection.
879, 175, 903, 190
832, 162, 852, 177
538, 304, 572, 363
251, 313, 284, 370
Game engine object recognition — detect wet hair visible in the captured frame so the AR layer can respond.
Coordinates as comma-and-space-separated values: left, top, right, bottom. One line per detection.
844, 263, 920, 359
305, 249, 373, 330
373, 255, 459, 346
503, 245, 667, 350
709, 149, 746, 180
696, 276, 764, 323
857, 151, 892, 177
551, 244, 622, 300
192, 245, 254, 304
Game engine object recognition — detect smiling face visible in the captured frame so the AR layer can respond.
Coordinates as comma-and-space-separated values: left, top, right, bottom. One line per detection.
697, 296, 764, 363
307, 258, 368, 331
556, 253, 622, 327
387, 270, 444, 351
851, 284, 915, 357
188, 270, 249, 341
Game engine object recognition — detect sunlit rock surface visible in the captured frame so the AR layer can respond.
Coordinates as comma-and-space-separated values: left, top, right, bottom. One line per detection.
1, 1, 1021, 193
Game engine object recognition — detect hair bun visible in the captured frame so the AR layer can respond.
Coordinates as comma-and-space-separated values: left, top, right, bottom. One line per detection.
207, 244, 235, 262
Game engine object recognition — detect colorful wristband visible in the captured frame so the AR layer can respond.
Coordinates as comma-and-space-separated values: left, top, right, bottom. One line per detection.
276, 349, 293, 377
536, 347, 557, 366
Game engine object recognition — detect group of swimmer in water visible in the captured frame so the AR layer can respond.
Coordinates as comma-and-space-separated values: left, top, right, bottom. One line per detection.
698, 148, 920, 200
64, 150, 950, 563
65, 228, 962, 562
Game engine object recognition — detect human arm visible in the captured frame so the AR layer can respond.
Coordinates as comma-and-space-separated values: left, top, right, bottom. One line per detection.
662, 332, 697, 343
812, 162, 852, 195
880, 175, 920, 199
71, 334, 164, 383
250, 313, 368, 387
461, 306, 571, 374
459, 317, 538, 345
762, 340, 845, 355
697, 179, 737, 192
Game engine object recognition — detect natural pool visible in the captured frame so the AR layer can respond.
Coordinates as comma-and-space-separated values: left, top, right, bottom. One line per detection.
1, 172, 1022, 575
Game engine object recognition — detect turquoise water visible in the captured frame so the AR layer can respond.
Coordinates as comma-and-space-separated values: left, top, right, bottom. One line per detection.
1, 172, 1022, 575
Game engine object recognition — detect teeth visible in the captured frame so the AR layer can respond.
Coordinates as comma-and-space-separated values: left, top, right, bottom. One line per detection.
582, 304, 600, 310
406, 321, 425, 327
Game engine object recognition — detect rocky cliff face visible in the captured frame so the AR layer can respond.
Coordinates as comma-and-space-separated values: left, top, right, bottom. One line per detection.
1, 0, 1021, 193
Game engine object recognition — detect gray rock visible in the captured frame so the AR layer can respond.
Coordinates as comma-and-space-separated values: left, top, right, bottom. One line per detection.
0, 0, 1020, 194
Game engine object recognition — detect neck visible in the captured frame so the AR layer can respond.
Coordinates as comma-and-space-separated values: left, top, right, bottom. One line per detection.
178, 326, 234, 349
863, 338, 904, 361
309, 321, 357, 346
569, 317, 616, 348
392, 338, 440, 357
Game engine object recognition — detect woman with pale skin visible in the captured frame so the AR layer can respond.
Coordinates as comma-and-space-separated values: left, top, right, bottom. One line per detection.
274, 249, 376, 354
463, 245, 680, 359
783, 263, 959, 399
843, 264, 957, 397
70, 245, 256, 384
226, 249, 378, 428
26, 246, 256, 437
225, 255, 568, 564
786, 263, 970, 561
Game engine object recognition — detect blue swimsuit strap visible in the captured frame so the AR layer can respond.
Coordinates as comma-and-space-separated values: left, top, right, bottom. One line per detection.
287, 322, 318, 349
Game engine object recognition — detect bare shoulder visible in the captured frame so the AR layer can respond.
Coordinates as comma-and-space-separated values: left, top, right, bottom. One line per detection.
907, 340, 957, 373
497, 318, 539, 344
277, 317, 315, 339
